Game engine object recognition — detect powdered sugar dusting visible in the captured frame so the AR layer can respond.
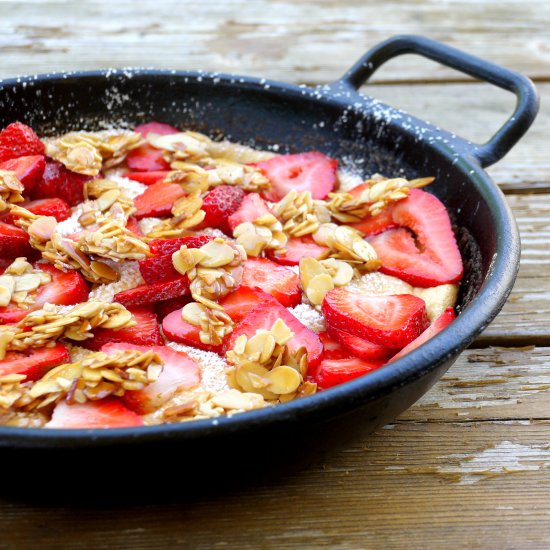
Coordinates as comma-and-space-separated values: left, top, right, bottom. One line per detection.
167, 341, 230, 393
347, 272, 413, 296
68, 344, 94, 362
57, 207, 84, 236
288, 303, 325, 333
109, 175, 147, 200
338, 169, 363, 192
88, 261, 144, 302
138, 217, 163, 235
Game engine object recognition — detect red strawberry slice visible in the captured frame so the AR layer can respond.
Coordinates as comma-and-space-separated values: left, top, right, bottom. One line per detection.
227, 193, 273, 233
0, 343, 70, 381
318, 331, 352, 361
162, 308, 223, 354
219, 286, 273, 323
225, 300, 324, 369
322, 288, 429, 349
0, 222, 33, 259
327, 326, 396, 361
241, 257, 301, 307
256, 152, 338, 201
133, 181, 185, 219
0, 122, 44, 163
46, 398, 143, 429
149, 234, 213, 256
367, 189, 463, 287
0, 263, 89, 324
126, 145, 170, 172
82, 306, 163, 351
102, 342, 200, 414
134, 121, 180, 137
126, 171, 170, 185
31, 160, 90, 206
200, 185, 246, 233
389, 308, 456, 363
138, 253, 180, 284
114, 277, 190, 307
267, 235, 329, 266
351, 206, 397, 236
0, 154, 46, 192
314, 357, 384, 390
155, 295, 192, 320
347, 182, 369, 198
125, 216, 142, 236
6, 198, 71, 223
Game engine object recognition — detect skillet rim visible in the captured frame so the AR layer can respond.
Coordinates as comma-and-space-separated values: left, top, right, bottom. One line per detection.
0, 69, 520, 448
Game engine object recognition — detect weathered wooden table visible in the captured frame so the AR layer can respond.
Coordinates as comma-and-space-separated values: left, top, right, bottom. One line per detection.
1, 2, 549, 548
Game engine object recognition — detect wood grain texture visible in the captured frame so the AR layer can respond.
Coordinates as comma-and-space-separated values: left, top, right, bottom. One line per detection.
1, 0, 550, 84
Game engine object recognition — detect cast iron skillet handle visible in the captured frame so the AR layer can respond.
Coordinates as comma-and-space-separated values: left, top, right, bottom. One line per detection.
339, 35, 539, 168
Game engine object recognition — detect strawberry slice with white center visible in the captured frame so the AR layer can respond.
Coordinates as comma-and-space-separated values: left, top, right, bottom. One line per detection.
227, 193, 273, 233
126, 171, 171, 185
318, 331, 352, 361
0, 154, 46, 192
322, 288, 429, 349
256, 152, 338, 201
102, 342, 201, 414
367, 189, 463, 287
241, 257, 301, 307
0, 343, 70, 381
219, 286, 273, 323
327, 326, 397, 361
351, 205, 397, 236
267, 235, 329, 266
0, 222, 34, 260
225, 299, 323, 369
389, 308, 456, 363
83, 306, 163, 351
0, 263, 89, 324
46, 398, 143, 429
133, 181, 185, 219
314, 356, 385, 390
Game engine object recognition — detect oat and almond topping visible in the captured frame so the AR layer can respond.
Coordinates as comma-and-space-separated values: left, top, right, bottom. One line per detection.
233, 213, 288, 257
299, 257, 354, 306
0, 170, 25, 212
0, 301, 135, 359
271, 189, 331, 238
79, 179, 136, 226
327, 176, 434, 222
148, 131, 211, 163
226, 318, 316, 402
0, 257, 52, 309
44, 131, 142, 176
15, 349, 162, 411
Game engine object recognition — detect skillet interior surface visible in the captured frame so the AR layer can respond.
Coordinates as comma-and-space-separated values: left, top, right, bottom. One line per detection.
0, 70, 520, 492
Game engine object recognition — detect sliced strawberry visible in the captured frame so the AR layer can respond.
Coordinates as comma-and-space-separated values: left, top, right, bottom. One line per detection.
0, 122, 44, 163
46, 398, 143, 429
0, 263, 89, 324
226, 299, 324, 369
367, 189, 463, 287
31, 160, 90, 206
8, 198, 71, 223
162, 309, 223, 354
267, 235, 329, 266
134, 121, 180, 137
0, 222, 33, 259
256, 152, 338, 201
149, 234, 213, 256
114, 277, 190, 307
351, 206, 397, 236
219, 286, 273, 323
200, 185, 246, 233
389, 308, 456, 363
133, 181, 185, 219
347, 182, 369, 198
314, 357, 384, 390
0, 154, 46, 192
227, 193, 273, 233
126, 145, 170, 172
155, 295, 192, 320
125, 216, 142, 236
125, 171, 170, 185
0, 343, 70, 381
322, 288, 429, 349
138, 253, 180, 284
83, 306, 163, 351
102, 342, 200, 414
318, 331, 352, 361
327, 326, 396, 361
241, 257, 301, 307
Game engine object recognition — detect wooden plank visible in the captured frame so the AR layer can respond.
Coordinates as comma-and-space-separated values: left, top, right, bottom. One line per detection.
3, 420, 550, 549
1, 1, 550, 84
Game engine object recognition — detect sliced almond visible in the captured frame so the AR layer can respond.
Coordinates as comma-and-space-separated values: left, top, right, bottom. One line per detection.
266, 365, 302, 395
306, 273, 334, 306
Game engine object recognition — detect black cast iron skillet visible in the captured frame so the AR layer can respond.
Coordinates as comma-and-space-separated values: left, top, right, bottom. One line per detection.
0, 36, 538, 493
